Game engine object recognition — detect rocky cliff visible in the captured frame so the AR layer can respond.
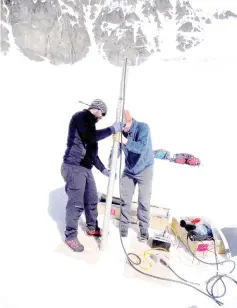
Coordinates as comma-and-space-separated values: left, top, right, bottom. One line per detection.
1, 0, 237, 66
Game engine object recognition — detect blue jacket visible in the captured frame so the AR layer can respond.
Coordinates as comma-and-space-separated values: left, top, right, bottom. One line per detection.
63, 110, 114, 172
120, 119, 154, 175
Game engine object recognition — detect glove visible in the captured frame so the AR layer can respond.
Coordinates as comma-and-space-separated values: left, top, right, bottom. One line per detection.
111, 122, 124, 133
102, 169, 110, 177
102, 169, 117, 179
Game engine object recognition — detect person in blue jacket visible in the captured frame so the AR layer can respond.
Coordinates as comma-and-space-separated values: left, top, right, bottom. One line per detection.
61, 99, 123, 252
117, 110, 154, 242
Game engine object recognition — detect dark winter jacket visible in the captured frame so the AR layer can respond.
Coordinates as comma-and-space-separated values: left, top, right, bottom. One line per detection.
63, 109, 114, 172
120, 119, 154, 175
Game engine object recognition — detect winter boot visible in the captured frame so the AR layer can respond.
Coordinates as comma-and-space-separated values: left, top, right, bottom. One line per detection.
86, 226, 102, 237
138, 229, 149, 242
65, 238, 84, 252
120, 225, 128, 237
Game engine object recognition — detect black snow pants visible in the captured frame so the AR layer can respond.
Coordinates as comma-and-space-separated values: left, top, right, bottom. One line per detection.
61, 162, 99, 240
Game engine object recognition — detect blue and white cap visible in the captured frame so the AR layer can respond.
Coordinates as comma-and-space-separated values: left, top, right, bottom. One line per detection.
89, 99, 107, 116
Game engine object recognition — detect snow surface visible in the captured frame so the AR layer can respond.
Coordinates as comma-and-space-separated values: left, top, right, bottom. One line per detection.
1, 20, 237, 308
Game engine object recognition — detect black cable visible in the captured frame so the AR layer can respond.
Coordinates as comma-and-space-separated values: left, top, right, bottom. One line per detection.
116, 59, 224, 307
186, 234, 237, 300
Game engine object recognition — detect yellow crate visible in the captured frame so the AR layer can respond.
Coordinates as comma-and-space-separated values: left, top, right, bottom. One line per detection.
171, 216, 225, 254
98, 202, 170, 230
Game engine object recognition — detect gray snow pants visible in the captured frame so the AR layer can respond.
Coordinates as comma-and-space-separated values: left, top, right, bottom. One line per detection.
120, 165, 154, 232
61, 163, 99, 240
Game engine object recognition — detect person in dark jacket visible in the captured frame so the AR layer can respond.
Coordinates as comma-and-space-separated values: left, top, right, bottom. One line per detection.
61, 99, 123, 252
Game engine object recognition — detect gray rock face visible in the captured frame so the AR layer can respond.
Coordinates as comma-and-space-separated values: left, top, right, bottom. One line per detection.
214, 10, 237, 20
205, 18, 211, 24
1, 0, 10, 54
176, 1, 205, 52
1, 24, 10, 54
1, 0, 237, 66
178, 22, 200, 32
1, 0, 8, 22
92, 2, 161, 66
156, 0, 173, 18
142, 2, 162, 26
2, 0, 90, 64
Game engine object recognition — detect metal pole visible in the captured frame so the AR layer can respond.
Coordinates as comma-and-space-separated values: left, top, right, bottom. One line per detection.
100, 58, 128, 251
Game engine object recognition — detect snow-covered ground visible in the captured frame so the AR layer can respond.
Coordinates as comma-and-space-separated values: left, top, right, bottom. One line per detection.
1, 38, 237, 307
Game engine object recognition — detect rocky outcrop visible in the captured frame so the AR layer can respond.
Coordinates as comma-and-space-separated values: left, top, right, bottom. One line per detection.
1, 0, 237, 66
176, 1, 204, 52
1, 0, 10, 54
214, 10, 237, 20
1, 24, 10, 54
2, 0, 90, 64
93, 4, 157, 66
156, 0, 173, 18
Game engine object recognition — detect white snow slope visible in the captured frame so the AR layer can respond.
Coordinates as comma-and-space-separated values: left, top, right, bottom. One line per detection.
0, 3, 237, 308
